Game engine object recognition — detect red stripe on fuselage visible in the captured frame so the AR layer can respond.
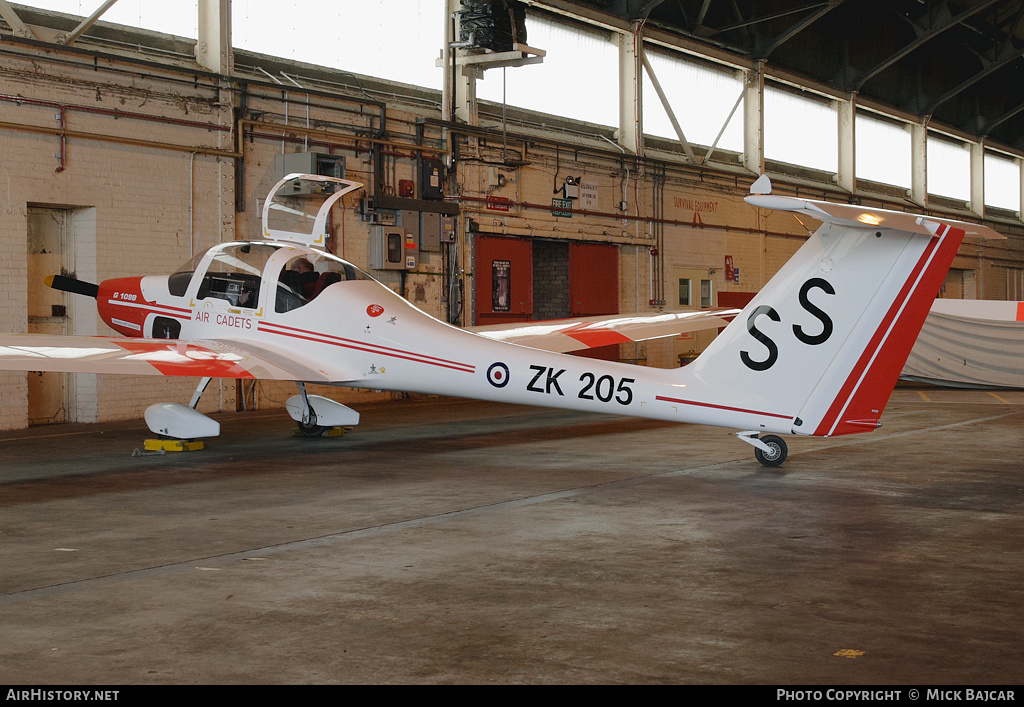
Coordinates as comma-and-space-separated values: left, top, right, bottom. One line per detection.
258, 321, 475, 373
106, 300, 192, 320
655, 395, 792, 420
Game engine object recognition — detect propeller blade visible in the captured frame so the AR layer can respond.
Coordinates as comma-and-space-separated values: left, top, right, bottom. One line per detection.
46, 274, 99, 299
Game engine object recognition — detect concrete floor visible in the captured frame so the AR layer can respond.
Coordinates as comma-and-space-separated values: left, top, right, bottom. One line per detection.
0, 387, 1021, 684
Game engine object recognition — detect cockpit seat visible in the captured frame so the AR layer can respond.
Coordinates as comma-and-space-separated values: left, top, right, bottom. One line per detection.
312, 271, 342, 298
279, 269, 301, 293
298, 271, 319, 299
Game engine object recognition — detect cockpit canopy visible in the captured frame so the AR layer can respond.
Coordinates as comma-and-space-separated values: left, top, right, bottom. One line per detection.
262, 173, 363, 248
167, 242, 371, 314
163, 174, 369, 315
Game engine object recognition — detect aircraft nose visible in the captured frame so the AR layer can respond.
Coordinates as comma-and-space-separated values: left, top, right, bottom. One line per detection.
96, 276, 149, 338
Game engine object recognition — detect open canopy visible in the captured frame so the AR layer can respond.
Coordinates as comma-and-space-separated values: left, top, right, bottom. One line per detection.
261, 173, 363, 249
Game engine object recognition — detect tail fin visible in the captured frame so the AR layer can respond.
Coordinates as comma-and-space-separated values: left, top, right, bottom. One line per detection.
684, 180, 1002, 437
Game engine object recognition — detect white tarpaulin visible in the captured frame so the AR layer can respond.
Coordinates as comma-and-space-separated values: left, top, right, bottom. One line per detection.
902, 300, 1024, 389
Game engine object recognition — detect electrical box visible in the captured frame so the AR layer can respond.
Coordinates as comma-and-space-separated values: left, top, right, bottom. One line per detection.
400, 210, 421, 267
371, 224, 419, 270
399, 210, 419, 234
441, 216, 456, 242
371, 228, 406, 270
420, 158, 444, 200
376, 208, 398, 226
275, 152, 346, 181
420, 212, 441, 252
359, 196, 375, 220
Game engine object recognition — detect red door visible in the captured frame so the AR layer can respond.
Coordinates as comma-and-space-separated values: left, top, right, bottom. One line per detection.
475, 235, 533, 324
569, 242, 619, 316
569, 242, 620, 360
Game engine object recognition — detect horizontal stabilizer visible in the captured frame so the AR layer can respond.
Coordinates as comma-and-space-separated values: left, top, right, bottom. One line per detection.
745, 176, 1003, 241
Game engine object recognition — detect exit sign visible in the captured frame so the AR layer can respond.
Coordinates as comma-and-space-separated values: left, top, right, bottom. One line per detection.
551, 198, 572, 218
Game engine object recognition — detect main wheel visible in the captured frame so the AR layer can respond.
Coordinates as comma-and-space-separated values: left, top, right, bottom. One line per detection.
297, 420, 325, 437
297, 409, 324, 437
754, 434, 788, 467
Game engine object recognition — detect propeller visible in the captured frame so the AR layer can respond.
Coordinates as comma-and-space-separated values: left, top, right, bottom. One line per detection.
46, 274, 99, 299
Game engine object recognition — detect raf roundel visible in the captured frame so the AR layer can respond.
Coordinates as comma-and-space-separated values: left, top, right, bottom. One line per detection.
366, 304, 384, 317
487, 362, 510, 388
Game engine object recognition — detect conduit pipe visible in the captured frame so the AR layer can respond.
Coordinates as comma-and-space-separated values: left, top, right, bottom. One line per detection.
0, 92, 237, 169
447, 194, 807, 240
0, 118, 238, 164
237, 119, 449, 159
0, 94, 448, 172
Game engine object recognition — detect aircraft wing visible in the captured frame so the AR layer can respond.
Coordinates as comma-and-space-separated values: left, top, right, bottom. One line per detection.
0, 333, 350, 383
467, 308, 740, 353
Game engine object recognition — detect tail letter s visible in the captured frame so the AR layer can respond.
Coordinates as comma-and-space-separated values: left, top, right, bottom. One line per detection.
741, 305, 780, 371
793, 278, 835, 346
740, 278, 835, 372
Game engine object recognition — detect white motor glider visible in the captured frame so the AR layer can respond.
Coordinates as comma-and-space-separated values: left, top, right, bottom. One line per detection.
0, 173, 1003, 465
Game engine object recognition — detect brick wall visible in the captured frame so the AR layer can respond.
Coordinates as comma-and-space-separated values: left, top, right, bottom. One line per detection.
532, 240, 569, 320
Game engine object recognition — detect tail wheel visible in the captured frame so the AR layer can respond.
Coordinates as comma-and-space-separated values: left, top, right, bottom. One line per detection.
755, 434, 788, 467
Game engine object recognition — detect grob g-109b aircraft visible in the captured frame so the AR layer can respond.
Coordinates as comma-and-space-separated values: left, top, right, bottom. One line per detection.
0, 174, 1003, 465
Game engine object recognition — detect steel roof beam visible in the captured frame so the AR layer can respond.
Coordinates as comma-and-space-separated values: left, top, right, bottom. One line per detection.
693, 0, 712, 32
756, 0, 844, 59
55, 0, 120, 47
0, 0, 36, 39
853, 0, 1001, 91
642, 52, 696, 161
982, 100, 1024, 137
925, 42, 1022, 115
704, 1, 834, 36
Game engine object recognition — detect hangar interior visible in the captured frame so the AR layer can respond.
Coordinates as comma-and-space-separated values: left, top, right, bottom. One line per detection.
1, 0, 1022, 429
1, 1, 1023, 686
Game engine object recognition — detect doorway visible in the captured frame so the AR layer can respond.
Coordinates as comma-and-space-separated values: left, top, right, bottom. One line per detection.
27, 207, 72, 424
